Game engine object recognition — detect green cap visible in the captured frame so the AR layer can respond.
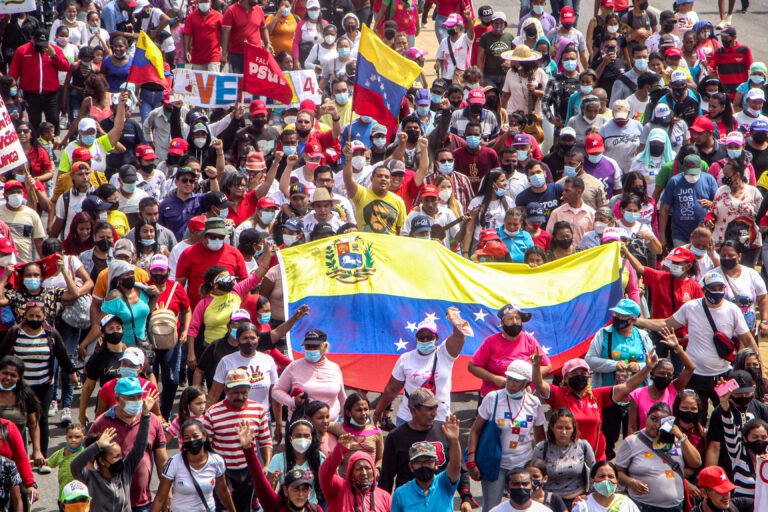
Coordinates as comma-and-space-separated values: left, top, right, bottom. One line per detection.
61, 481, 90, 502
683, 155, 702, 175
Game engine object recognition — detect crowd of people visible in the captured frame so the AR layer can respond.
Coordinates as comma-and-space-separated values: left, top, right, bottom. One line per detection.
1, 0, 768, 511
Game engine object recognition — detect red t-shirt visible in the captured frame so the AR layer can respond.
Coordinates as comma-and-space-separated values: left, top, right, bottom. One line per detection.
471, 23, 492, 66
642, 268, 702, 319
154, 280, 191, 331
532, 229, 551, 250
222, 2, 265, 54
175, 242, 248, 308
25, 146, 52, 177
98, 377, 158, 410
394, 170, 421, 213
184, 9, 224, 64
452, 146, 500, 194
544, 384, 614, 460
436, 0, 461, 17
228, 190, 259, 226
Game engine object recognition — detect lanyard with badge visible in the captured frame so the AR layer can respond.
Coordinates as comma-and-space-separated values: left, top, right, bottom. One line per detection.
501, 394, 534, 450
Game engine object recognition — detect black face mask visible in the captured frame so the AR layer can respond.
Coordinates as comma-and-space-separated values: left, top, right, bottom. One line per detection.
109, 201, 120, 210
561, 22, 573, 30
120, 276, 135, 289
26, 319, 43, 330
721, 257, 738, 270
631, 186, 645, 197
486, 100, 498, 110
107, 458, 125, 474
140, 164, 154, 174
653, 375, 672, 389
745, 439, 768, 454
649, 145, 665, 157
469, 104, 483, 115
450, 100, 463, 109
508, 488, 532, 506
552, 238, 573, 250
406, 129, 420, 143
705, 290, 725, 304
732, 395, 753, 408
503, 324, 523, 337
524, 26, 537, 38
447, 28, 457, 36
240, 343, 256, 356
706, 498, 727, 512
501, 163, 515, 174
252, 119, 267, 130
384, 29, 396, 39
95, 238, 112, 252
677, 410, 698, 424
296, 128, 311, 138
748, 367, 762, 381
531, 479, 543, 490
568, 374, 589, 391
613, 316, 631, 330
560, 143, 575, 153
151, 273, 168, 285
722, 175, 733, 186
413, 466, 435, 483
753, 132, 768, 144
103, 331, 123, 345
657, 428, 676, 444
183, 438, 205, 455
218, 281, 235, 293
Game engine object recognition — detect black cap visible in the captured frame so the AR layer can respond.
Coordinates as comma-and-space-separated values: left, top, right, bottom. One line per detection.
238, 228, 265, 247
203, 191, 235, 211
118, 165, 138, 184
478, 5, 493, 18
732, 369, 755, 394
721, 26, 736, 38
411, 215, 431, 235
660, 9, 676, 22
290, 183, 308, 197
34, 28, 49, 43
384, 20, 398, 30
311, 222, 335, 237
431, 78, 450, 95
303, 329, 327, 344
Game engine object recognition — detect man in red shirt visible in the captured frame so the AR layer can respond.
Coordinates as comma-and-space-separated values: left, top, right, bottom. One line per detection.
175, 217, 248, 309
453, 122, 500, 193
9, 28, 69, 133
221, 0, 272, 74
183, 0, 224, 71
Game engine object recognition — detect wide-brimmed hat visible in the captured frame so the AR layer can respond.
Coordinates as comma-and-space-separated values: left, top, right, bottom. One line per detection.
500, 45, 542, 62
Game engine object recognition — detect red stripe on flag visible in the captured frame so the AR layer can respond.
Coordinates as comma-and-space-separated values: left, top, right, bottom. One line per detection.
352, 85, 399, 135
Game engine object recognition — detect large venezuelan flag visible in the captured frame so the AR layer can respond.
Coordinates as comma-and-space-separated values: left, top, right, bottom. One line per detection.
352, 25, 423, 134
279, 235, 623, 392
127, 31, 170, 88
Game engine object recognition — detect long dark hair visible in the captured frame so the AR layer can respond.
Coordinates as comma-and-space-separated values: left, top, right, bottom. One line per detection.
546, 407, 580, 444
199, 265, 226, 298
342, 393, 370, 426
709, 92, 736, 132
134, 218, 159, 254
14, 121, 40, 150
281, 419, 324, 505
178, 386, 205, 426
672, 389, 705, 438
621, 172, 651, 205
476, 169, 512, 228
0, 356, 40, 419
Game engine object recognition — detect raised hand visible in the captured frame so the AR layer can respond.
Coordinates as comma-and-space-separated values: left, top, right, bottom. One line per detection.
337, 433, 355, 449
97, 427, 117, 448
142, 388, 159, 414
442, 414, 460, 441
236, 420, 253, 448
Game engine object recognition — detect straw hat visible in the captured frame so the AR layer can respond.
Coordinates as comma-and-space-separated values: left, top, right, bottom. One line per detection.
500, 44, 542, 62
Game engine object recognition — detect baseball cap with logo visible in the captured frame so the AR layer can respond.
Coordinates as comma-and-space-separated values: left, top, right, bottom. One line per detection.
421, 184, 439, 198
478, 5, 493, 18
290, 183, 308, 197
388, 159, 407, 174
698, 466, 736, 494
560, 6, 576, 23
256, 196, 278, 209
303, 329, 327, 344
3, 180, 22, 193
168, 138, 188, 155
654, 103, 672, 122
525, 202, 545, 223
667, 246, 695, 264
113, 239, 135, 258
405, 48, 429, 61
61, 481, 90, 503
703, 271, 726, 288
411, 215, 432, 235
72, 147, 92, 162
726, 131, 745, 145
666, 48, 684, 60
612, 99, 631, 121
249, 99, 267, 116
497, 303, 532, 322
230, 309, 251, 322
225, 368, 250, 388
443, 13, 462, 26
135, 145, 157, 161
409, 441, 438, 461
204, 191, 235, 211
114, 376, 143, 396
585, 133, 605, 154
120, 347, 145, 367
751, 119, 768, 132
683, 155, 702, 175
0, 238, 17, 254
468, 88, 485, 104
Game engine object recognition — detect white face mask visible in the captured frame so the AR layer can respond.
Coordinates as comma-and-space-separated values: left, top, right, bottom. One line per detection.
6, 194, 23, 209
438, 189, 452, 202
193, 137, 206, 148
684, 174, 700, 184
351, 155, 366, 170
98, 211, 109, 221
324, 35, 335, 45
594, 221, 607, 234
283, 234, 298, 246
291, 437, 312, 454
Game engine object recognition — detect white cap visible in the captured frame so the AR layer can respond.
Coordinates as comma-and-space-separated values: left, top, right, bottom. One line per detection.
670, 69, 687, 84
560, 127, 577, 138
78, 118, 97, 132
120, 347, 145, 367
491, 12, 507, 23
702, 271, 726, 287
133, 0, 150, 15
505, 360, 533, 381
746, 88, 766, 101
306, 0, 320, 8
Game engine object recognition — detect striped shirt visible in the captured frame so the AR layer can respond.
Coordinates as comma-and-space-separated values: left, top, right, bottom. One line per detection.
722, 408, 755, 497
12, 330, 51, 386
202, 399, 271, 470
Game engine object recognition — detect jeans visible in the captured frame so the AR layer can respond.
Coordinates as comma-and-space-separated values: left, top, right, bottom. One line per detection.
217, 468, 254, 512
481, 468, 511, 512
484, 74, 506, 89
53, 320, 80, 409
153, 343, 181, 420
31, 384, 53, 456
131, 504, 151, 512
549, 0, 581, 23
24, 91, 59, 135
139, 88, 164, 123
434, 14, 448, 44
519, 0, 531, 20
67, 87, 88, 123
229, 52, 245, 74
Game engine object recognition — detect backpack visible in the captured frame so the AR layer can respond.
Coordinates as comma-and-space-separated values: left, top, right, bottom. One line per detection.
148, 282, 180, 350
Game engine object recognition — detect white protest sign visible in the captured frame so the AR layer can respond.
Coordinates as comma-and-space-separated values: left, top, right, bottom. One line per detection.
0, 96, 27, 174
0, 0, 36, 15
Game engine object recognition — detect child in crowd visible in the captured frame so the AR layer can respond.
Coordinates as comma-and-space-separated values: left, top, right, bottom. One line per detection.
47, 424, 86, 502
165, 386, 206, 444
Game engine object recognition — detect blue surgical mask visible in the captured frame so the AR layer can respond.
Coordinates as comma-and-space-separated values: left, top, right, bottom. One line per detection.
338, 47, 351, 59
634, 58, 649, 71
373, 137, 387, 148
530, 173, 546, 188
305, 349, 322, 363
122, 183, 136, 194
308, 9, 320, 19
563, 60, 578, 72
139, 238, 154, 246
752, 75, 765, 85
728, 149, 742, 159
466, 136, 481, 148
230, 328, 237, 339
580, 85, 593, 94
431, 93, 442, 104
80, 134, 96, 146
690, 246, 707, 257
259, 313, 271, 324
335, 92, 349, 104
504, 388, 524, 399
260, 211, 276, 224
281, 7, 291, 16
587, 153, 603, 164
23, 278, 40, 290
218, 208, 229, 219
14, 174, 25, 182
417, 341, 436, 354
122, 400, 142, 415
119, 367, 138, 378
416, 106, 430, 116
516, 150, 529, 161
564, 165, 578, 178
207, 239, 224, 251
9, 88, 17, 97
349, 417, 368, 428
68, 443, 83, 452
283, 146, 297, 155
495, 188, 506, 197
532, 4, 544, 14
623, 211, 641, 223
438, 161, 454, 174
0, 382, 16, 391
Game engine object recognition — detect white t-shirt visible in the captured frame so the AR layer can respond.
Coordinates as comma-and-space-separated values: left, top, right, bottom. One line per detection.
392, 343, 457, 422
162, 452, 226, 512
506, 171, 530, 201
489, 496, 553, 512
55, 188, 90, 238
43, 255, 83, 289
169, 240, 192, 281
213, 351, 278, 412
616, 219, 654, 241
138, 8, 175, 53
572, 493, 641, 512
468, 195, 511, 241
436, 34, 470, 80
110, 170, 167, 202
117, 188, 149, 215
478, 390, 545, 469
625, 94, 649, 122
672, 298, 749, 376
333, 167, 373, 197
710, 266, 768, 317
302, 212, 344, 240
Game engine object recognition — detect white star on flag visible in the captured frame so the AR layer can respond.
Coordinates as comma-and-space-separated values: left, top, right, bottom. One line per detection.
365, 80, 371, 87
405, 322, 418, 332
542, 346, 551, 354
379, 83, 385, 91
425, 312, 438, 322
394, 339, 408, 351
473, 310, 488, 322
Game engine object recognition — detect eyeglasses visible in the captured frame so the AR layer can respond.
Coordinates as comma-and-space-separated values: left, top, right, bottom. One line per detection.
438, 159, 454, 163
25, 301, 44, 308
18, 129, 30, 134
179, 177, 196, 184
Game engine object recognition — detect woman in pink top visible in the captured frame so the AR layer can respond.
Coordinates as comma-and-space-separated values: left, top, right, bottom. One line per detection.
272, 328, 347, 421
468, 304, 552, 397
628, 328, 696, 433
306, 400, 337, 457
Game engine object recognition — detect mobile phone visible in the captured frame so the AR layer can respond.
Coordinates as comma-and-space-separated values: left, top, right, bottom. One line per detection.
715, 378, 739, 397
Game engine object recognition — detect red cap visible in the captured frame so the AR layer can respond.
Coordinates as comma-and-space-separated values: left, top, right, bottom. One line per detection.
245, 151, 266, 171
188, 215, 207, 232
479, 228, 501, 242
690, 116, 715, 133
4, 180, 22, 193
135, 144, 157, 160
560, 6, 575, 23
168, 138, 188, 155
475, 240, 509, 258
698, 466, 736, 494
306, 151, 324, 160
257, 197, 278, 209
667, 246, 695, 264
585, 133, 605, 154
601, 0, 614, 6
299, 99, 316, 114
249, 100, 267, 116
163, 90, 173, 105
124, 0, 138, 6
0, 238, 17, 254
665, 47, 683, 58
421, 184, 439, 198
468, 88, 485, 104
72, 147, 92, 162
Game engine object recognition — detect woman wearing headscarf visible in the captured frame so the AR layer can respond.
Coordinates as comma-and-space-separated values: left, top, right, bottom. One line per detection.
639, 103, 690, 155
513, 18, 545, 52
630, 128, 675, 197
693, 21, 720, 69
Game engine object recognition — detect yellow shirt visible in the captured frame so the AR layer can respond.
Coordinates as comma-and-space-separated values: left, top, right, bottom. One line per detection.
108, 211, 130, 238
319, 100, 357, 128
203, 293, 242, 343
350, 186, 407, 234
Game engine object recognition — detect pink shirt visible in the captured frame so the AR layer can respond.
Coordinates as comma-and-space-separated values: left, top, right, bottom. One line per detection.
272, 357, 347, 421
630, 385, 678, 429
470, 332, 551, 396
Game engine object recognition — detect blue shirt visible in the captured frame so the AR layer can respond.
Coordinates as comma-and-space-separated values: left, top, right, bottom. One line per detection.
340, 119, 375, 149
496, 226, 534, 263
101, 0, 130, 34
660, 173, 718, 241
514, 184, 564, 222
158, 193, 206, 242
391, 470, 458, 512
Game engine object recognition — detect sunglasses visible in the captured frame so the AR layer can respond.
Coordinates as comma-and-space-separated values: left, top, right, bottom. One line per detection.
438, 159, 454, 163
207, 234, 226, 241
179, 177, 196, 184
18, 129, 31, 134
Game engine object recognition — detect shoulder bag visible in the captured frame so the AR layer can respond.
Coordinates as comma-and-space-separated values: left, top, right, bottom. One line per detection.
701, 300, 737, 362
61, 256, 92, 329
182, 452, 212, 512
636, 433, 691, 512
476, 392, 502, 482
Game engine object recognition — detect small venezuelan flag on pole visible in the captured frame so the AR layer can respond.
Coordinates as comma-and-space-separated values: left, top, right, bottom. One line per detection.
127, 31, 170, 88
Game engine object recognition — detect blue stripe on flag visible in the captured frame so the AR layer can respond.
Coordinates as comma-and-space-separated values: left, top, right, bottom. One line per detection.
356, 55, 407, 118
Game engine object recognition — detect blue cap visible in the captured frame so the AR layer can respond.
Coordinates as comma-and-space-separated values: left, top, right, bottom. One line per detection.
525, 202, 546, 224
609, 298, 641, 318
414, 89, 431, 106
284, 217, 304, 232
114, 377, 143, 396
81, 195, 111, 212
751, 119, 768, 132
411, 215, 431, 234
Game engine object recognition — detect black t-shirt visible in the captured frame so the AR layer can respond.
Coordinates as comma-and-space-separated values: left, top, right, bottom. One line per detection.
620, 10, 657, 31
90, 255, 108, 282
747, 143, 768, 178
197, 332, 272, 382
707, 399, 768, 474
84, 345, 123, 386
590, 55, 629, 98
692, 498, 753, 512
